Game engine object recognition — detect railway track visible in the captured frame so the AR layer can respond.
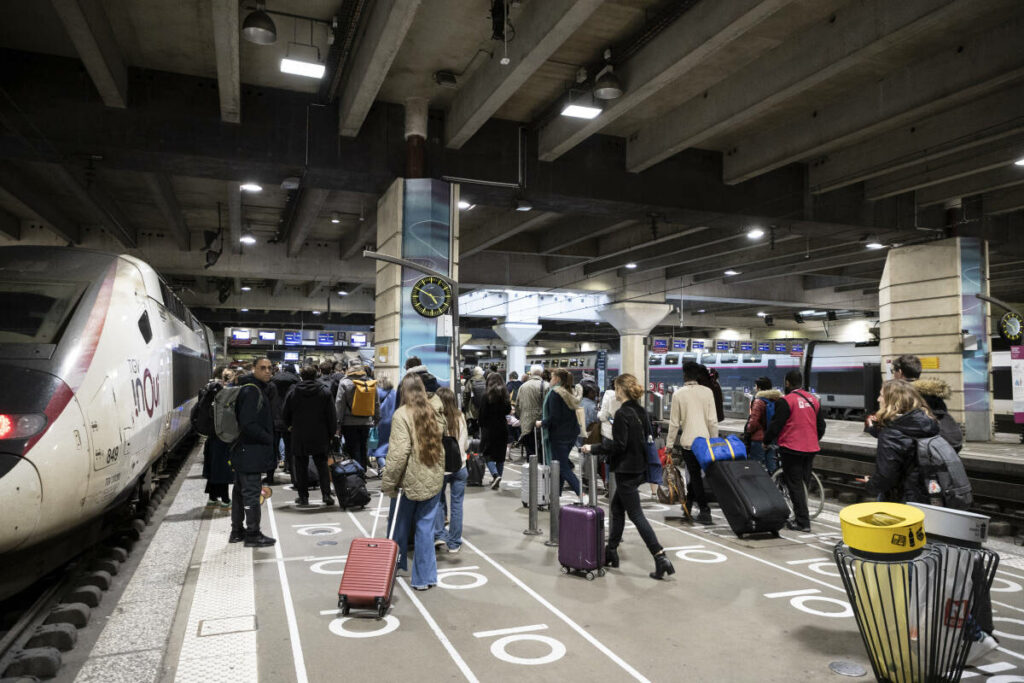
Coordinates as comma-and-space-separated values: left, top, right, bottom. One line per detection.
0, 437, 195, 680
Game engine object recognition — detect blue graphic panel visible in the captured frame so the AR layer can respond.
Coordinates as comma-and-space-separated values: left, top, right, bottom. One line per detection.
400, 179, 452, 387
960, 238, 988, 414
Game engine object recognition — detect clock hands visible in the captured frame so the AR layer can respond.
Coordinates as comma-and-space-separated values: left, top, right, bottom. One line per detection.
420, 289, 439, 304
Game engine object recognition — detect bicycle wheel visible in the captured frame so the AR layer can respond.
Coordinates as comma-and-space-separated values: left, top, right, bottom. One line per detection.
771, 468, 794, 517
806, 472, 824, 520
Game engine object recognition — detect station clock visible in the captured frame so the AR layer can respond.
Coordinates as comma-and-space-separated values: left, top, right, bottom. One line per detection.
999, 311, 1023, 344
410, 276, 453, 318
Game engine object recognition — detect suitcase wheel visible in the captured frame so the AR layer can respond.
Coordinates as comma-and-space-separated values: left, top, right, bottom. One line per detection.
338, 596, 349, 616
585, 571, 596, 581
375, 598, 386, 619
771, 530, 780, 538
598, 567, 606, 577
560, 565, 568, 575
734, 531, 744, 539
522, 502, 528, 508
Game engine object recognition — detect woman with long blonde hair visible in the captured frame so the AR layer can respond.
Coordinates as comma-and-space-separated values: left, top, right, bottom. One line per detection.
433, 387, 469, 552
865, 380, 939, 503
383, 374, 445, 590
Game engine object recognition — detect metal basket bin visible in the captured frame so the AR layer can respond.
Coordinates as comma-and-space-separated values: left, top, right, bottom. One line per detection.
832, 503, 998, 683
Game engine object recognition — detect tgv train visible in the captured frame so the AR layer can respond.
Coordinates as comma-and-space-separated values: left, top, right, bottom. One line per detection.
0, 247, 213, 597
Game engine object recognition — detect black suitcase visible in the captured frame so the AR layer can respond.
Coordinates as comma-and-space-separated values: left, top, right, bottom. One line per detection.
707, 460, 789, 538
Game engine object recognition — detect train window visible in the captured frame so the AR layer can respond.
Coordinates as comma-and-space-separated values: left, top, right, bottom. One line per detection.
742, 354, 761, 363
138, 310, 153, 344
720, 354, 739, 364
0, 280, 83, 344
649, 354, 662, 366
682, 354, 697, 365
664, 354, 680, 365
559, 359, 569, 368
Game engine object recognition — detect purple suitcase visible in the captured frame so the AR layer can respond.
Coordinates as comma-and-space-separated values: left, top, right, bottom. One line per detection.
557, 453, 605, 580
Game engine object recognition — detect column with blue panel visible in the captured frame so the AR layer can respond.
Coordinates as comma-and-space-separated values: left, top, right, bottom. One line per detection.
959, 237, 991, 441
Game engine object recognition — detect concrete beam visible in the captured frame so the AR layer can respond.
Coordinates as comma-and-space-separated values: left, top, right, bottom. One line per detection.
51, 165, 136, 247
538, 218, 636, 254
338, 0, 421, 137
461, 211, 561, 258
0, 206, 20, 240
145, 245, 376, 284
271, 279, 286, 297
0, 164, 80, 243
538, 0, 794, 162
182, 290, 375, 314
865, 132, 1024, 200
985, 185, 1024, 215
446, 0, 602, 149
305, 281, 327, 298
723, 16, 1024, 184
143, 173, 189, 251
286, 187, 331, 257
582, 226, 709, 276
232, 277, 241, 295
724, 250, 889, 285
210, 0, 240, 123
627, 0, 982, 173
226, 184, 241, 255
677, 238, 861, 282
916, 166, 1024, 207
50, 0, 127, 108
808, 87, 1024, 194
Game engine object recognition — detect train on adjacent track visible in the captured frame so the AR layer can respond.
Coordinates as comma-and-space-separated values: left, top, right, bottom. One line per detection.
0, 247, 214, 599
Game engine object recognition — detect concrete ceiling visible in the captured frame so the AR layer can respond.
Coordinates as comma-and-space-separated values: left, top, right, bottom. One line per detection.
0, 0, 1021, 334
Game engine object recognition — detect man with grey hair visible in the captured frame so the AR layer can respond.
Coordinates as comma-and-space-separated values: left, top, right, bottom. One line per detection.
336, 358, 379, 471
515, 364, 547, 458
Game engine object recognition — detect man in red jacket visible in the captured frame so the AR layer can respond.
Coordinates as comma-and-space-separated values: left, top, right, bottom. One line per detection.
764, 370, 826, 532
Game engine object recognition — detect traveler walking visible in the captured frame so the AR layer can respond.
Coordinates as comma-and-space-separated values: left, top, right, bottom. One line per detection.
283, 365, 336, 506
372, 376, 396, 471
230, 357, 277, 547
744, 376, 782, 474
336, 359, 379, 470
479, 372, 512, 489
540, 369, 581, 496
666, 362, 719, 525
433, 387, 468, 553
396, 356, 440, 408
516, 365, 547, 458
268, 363, 299, 478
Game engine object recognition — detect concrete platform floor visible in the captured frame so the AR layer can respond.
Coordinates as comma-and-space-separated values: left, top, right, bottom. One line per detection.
67, 448, 1024, 682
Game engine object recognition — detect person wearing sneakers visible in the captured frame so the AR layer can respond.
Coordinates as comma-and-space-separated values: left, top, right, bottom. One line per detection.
744, 376, 782, 474
479, 371, 512, 489
666, 362, 719, 525
764, 369, 826, 533
282, 364, 337, 507
229, 357, 277, 548
433, 387, 468, 553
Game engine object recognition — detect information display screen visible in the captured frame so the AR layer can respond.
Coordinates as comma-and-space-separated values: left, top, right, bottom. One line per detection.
652, 338, 668, 352
317, 332, 335, 346
774, 342, 788, 353
791, 343, 804, 353
758, 342, 771, 353
231, 329, 250, 341
691, 340, 705, 350
672, 339, 687, 350
716, 341, 730, 351
350, 333, 367, 347
284, 351, 299, 361
740, 342, 753, 352
258, 330, 276, 342
283, 331, 301, 346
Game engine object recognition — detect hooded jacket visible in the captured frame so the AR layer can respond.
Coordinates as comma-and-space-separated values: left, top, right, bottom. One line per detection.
381, 404, 444, 501
231, 374, 276, 473
282, 379, 336, 455
866, 408, 940, 503
269, 369, 299, 431
395, 365, 439, 407
542, 385, 581, 445
913, 378, 962, 451
516, 376, 547, 437
336, 367, 379, 427
590, 400, 650, 475
745, 389, 783, 442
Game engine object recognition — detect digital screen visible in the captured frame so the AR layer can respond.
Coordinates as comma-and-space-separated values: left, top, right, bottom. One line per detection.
283, 332, 301, 346
350, 333, 367, 348
284, 351, 299, 361
691, 340, 705, 350
231, 329, 250, 341
672, 339, 687, 350
758, 343, 771, 352
740, 342, 753, 351
774, 343, 788, 353
652, 338, 668, 352
716, 342, 729, 351
791, 343, 804, 353
258, 330, 276, 342
317, 332, 335, 346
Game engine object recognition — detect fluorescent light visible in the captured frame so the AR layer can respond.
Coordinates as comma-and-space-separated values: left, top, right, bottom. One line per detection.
560, 103, 601, 119
311, 310, 321, 315
865, 240, 885, 249
240, 308, 249, 312
240, 183, 262, 192
724, 269, 740, 276
458, 200, 472, 210
1015, 157, 1024, 166
800, 310, 816, 315
280, 58, 325, 79
516, 199, 533, 212
330, 213, 341, 224
747, 228, 765, 239
757, 312, 766, 317
239, 234, 257, 245
625, 262, 638, 269
241, 286, 252, 292
337, 290, 348, 296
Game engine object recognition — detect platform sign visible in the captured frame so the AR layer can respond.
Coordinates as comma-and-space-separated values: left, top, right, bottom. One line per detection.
758, 342, 771, 353
691, 340, 705, 350
652, 338, 668, 353
317, 332, 335, 346
1012, 346, 1024, 423
231, 328, 250, 342
283, 331, 301, 346
672, 338, 687, 350
740, 342, 753, 352
350, 333, 368, 348
774, 342, 788, 353
596, 350, 607, 391
716, 341, 730, 351
258, 330, 277, 342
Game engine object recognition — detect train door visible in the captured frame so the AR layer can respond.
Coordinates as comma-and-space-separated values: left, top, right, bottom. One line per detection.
86, 377, 126, 505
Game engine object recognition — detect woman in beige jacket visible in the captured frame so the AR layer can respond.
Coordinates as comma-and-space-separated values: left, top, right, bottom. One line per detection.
382, 374, 444, 590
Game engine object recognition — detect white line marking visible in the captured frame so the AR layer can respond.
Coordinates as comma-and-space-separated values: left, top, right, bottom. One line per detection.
979, 661, 1017, 673
395, 577, 480, 683
266, 499, 309, 683
438, 565, 480, 573
764, 589, 820, 599
786, 558, 824, 566
463, 539, 651, 683
473, 624, 549, 639
253, 554, 318, 564
995, 600, 1024, 614
1000, 569, 1024, 582
648, 519, 847, 593
996, 646, 1024, 663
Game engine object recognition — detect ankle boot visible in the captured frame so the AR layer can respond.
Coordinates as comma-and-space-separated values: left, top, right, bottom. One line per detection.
650, 551, 675, 580
605, 547, 620, 568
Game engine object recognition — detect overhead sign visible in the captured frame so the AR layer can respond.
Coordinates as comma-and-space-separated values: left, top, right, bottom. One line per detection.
672, 338, 687, 350
1012, 346, 1024, 424
691, 340, 705, 350
350, 332, 368, 348
283, 331, 301, 346
652, 338, 668, 353
317, 332, 335, 346
774, 342, 787, 353
920, 356, 940, 370
758, 342, 771, 353
716, 341, 730, 351
740, 342, 753, 352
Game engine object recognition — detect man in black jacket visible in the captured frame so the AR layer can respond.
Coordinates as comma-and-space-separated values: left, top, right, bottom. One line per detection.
230, 357, 277, 547
284, 365, 337, 506
395, 356, 439, 407
268, 363, 299, 480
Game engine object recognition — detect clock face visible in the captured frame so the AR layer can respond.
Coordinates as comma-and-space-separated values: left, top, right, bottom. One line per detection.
1001, 312, 1023, 343
411, 276, 453, 318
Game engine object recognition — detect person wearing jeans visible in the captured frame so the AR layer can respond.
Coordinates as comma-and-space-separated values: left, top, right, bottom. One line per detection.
665, 362, 720, 525
540, 369, 582, 496
391, 490, 442, 587
433, 387, 469, 552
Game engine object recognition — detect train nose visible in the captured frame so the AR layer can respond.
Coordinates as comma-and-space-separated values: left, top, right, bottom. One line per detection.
0, 453, 41, 553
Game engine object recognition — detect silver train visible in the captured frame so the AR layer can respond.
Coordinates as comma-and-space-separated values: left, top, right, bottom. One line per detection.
0, 247, 213, 598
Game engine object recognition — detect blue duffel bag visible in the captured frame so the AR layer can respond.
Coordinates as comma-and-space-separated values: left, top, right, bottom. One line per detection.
691, 435, 747, 471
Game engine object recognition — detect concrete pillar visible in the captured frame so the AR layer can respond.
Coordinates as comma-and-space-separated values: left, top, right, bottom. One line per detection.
404, 97, 428, 179
493, 322, 542, 381
878, 237, 991, 441
599, 302, 671, 381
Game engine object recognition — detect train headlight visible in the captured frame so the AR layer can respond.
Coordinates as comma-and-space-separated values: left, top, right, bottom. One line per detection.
0, 414, 47, 440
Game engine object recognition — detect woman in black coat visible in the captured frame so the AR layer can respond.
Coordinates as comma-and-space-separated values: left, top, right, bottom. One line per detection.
479, 372, 511, 489
865, 380, 939, 503
583, 373, 674, 580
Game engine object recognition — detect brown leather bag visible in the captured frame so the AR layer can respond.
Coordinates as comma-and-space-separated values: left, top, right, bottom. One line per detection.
585, 421, 602, 445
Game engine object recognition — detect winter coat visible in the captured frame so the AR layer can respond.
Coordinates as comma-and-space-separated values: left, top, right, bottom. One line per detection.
581, 397, 598, 429
231, 374, 276, 473
913, 378, 962, 451
765, 389, 826, 456
598, 389, 621, 441
589, 400, 649, 475
335, 369, 379, 427
479, 393, 511, 460
506, 380, 523, 401
745, 389, 783, 442
542, 385, 580, 446
269, 370, 299, 431
666, 381, 719, 450
516, 376, 547, 437
464, 378, 486, 419
202, 435, 233, 485
698, 375, 725, 422
372, 389, 397, 460
866, 409, 940, 503
282, 379, 336, 456
381, 404, 444, 501
395, 365, 440, 407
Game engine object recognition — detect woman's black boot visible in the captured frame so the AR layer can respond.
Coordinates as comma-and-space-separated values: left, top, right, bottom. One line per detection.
650, 551, 675, 580
605, 547, 620, 568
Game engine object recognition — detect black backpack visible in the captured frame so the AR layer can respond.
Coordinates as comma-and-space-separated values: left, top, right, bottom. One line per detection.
442, 435, 463, 474
916, 435, 972, 509
338, 473, 370, 509
190, 381, 221, 436
934, 410, 963, 452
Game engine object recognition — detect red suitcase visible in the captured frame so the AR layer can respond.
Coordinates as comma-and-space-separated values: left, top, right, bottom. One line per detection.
337, 493, 400, 618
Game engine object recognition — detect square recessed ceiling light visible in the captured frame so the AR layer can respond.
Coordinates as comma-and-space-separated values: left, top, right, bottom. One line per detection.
281, 44, 325, 79
560, 103, 601, 119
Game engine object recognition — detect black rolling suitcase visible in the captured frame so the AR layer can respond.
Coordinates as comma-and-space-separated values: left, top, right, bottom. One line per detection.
707, 460, 789, 538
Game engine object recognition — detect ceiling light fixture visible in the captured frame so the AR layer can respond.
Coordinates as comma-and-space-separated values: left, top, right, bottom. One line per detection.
625, 262, 638, 269
865, 239, 886, 250
593, 48, 622, 100
1015, 157, 1024, 166
458, 200, 473, 210
240, 182, 262, 192
515, 198, 533, 212
747, 227, 765, 239
724, 269, 740, 276
337, 290, 348, 296
239, 234, 257, 245
330, 212, 341, 224
240, 308, 249, 312
570, 332, 577, 336
799, 309, 816, 315
241, 285, 252, 292
697, 309, 706, 313
281, 43, 325, 79
311, 310, 321, 315
561, 103, 602, 119
757, 311, 766, 317
241, 1, 277, 45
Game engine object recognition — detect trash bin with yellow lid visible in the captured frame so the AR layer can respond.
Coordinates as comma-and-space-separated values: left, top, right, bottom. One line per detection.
832, 502, 997, 683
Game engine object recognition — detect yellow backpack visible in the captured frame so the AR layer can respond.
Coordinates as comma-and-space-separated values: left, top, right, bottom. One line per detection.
350, 378, 377, 417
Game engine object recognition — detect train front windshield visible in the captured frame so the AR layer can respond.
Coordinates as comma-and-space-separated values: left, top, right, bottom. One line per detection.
0, 281, 83, 344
